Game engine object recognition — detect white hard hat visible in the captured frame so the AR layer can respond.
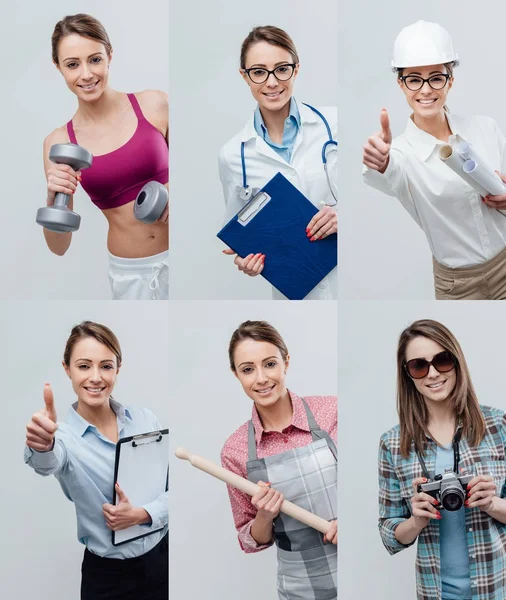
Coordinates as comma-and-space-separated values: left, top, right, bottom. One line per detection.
392, 20, 459, 71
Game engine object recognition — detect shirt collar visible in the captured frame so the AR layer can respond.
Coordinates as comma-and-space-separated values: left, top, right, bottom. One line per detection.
251, 389, 310, 445
66, 397, 132, 437
404, 111, 455, 162
241, 97, 308, 143
253, 97, 301, 139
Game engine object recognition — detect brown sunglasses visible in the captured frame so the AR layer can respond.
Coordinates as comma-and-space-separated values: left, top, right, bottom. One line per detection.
404, 350, 456, 379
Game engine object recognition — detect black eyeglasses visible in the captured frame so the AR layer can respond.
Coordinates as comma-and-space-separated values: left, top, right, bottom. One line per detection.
404, 350, 456, 379
399, 73, 450, 91
243, 63, 297, 84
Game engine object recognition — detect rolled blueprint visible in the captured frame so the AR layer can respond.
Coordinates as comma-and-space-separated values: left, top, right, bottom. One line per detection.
463, 159, 506, 196
458, 140, 491, 169
175, 447, 333, 534
439, 144, 488, 197
457, 140, 474, 160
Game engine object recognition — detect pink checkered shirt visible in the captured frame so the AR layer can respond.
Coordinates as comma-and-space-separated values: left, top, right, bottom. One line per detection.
221, 390, 337, 552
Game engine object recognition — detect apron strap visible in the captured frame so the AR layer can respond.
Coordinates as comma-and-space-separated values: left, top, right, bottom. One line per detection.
247, 419, 258, 462
247, 397, 338, 462
302, 398, 338, 462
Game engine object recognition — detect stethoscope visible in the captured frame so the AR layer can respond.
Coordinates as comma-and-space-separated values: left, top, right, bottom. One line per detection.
239, 103, 338, 205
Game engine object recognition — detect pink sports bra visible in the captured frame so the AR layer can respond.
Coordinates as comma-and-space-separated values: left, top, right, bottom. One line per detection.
66, 93, 169, 210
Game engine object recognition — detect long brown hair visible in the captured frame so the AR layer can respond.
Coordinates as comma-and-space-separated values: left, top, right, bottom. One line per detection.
240, 26, 299, 69
63, 321, 122, 367
397, 319, 485, 457
228, 320, 288, 371
52, 14, 112, 64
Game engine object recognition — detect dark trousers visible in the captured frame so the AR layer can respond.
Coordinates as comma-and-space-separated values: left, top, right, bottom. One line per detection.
81, 534, 168, 600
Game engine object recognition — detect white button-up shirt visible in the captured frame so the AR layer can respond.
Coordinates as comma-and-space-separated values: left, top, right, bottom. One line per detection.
218, 99, 338, 299
364, 113, 506, 268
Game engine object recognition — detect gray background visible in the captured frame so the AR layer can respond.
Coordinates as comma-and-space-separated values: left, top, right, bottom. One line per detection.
169, 301, 337, 598
339, 0, 506, 299
0, 0, 168, 299
0, 302, 169, 598
339, 300, 506, 599
169, 0, 338, 299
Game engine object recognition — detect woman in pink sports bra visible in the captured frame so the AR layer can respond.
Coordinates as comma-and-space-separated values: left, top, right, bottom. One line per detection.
42, 14, 169, 300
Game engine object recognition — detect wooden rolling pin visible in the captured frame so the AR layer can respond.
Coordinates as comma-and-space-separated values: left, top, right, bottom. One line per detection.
175, 447, 332, 534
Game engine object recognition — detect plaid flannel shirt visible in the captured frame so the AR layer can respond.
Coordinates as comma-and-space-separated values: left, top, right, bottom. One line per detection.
378, 406, 506, 600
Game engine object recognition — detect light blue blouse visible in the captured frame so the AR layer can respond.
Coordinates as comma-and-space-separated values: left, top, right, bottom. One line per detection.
253, 96, 301, 163
24, 398, 168, 559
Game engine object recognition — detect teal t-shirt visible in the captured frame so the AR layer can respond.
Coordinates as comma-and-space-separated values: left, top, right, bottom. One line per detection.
435, 444, 472, 600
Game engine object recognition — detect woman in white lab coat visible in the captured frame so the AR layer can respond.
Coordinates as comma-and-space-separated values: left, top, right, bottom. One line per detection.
218, 26, 338, 300
363, 20, 506, 300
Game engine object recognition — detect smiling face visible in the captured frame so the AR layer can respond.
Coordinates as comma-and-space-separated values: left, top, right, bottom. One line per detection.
397, 64, 453, 120
241, 40, 298, 114
404, 336, 457, 404
232, 339, 290, 409
56, 34, 111, 102
63, 337, 120, 408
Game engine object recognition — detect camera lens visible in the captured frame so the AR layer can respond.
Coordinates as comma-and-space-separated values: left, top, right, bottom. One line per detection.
441, 488, 464, 511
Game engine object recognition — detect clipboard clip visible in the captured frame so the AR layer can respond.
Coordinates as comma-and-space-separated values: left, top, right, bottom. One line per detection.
132, 431, 163, 447
237, 192, 271, 226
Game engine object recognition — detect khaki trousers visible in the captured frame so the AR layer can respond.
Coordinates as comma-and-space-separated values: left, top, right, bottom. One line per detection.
433, 246, 506, 300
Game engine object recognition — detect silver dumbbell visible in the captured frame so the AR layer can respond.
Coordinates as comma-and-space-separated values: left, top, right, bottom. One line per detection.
134, 181, 168, 224
36, 143, 93, 233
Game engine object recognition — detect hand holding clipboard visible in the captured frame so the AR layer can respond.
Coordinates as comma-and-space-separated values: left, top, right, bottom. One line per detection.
102, 482, 152, 532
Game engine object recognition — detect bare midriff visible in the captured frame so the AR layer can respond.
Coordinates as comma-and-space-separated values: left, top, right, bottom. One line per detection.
103, 200, 168, 258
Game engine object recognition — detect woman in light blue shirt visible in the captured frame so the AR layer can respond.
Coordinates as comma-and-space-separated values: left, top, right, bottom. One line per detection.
24, 321, 168, 600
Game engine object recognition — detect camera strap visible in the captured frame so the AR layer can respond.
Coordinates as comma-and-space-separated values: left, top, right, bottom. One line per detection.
416, 428, 462, 479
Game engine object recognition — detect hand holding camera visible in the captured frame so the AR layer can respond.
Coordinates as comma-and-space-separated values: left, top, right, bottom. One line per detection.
410, 477, 442, 531
465, 474, 497, 513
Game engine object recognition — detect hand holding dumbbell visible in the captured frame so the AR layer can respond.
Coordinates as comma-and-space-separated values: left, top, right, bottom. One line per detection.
36, 143, 93, 233
134, 181, 168, 224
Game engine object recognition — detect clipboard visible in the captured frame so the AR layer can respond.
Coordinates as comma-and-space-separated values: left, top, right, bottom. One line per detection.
112, 429, 169, 546
217, 173, 338, 300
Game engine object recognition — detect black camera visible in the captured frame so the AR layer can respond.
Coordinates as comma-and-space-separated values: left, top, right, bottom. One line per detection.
417, 469, 473, 511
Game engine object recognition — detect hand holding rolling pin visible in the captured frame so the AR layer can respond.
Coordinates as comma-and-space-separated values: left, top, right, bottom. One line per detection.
363, 109, 392, 174
251, 481, 284, 520
323, 520, 337, 545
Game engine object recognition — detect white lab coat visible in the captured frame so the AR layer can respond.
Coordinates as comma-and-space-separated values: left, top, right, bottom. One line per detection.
218, 100, 338, 300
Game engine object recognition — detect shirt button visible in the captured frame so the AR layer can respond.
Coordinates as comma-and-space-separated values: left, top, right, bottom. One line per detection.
472, 581, 477, 586
471, 554, 476, 559
469, 527, 473, 532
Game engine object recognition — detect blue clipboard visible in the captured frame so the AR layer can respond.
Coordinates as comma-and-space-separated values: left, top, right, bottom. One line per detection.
217, 173, 337, 300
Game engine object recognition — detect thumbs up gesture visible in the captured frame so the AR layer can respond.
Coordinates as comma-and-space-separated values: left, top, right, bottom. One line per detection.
102, 483, 152, 531
363, 109, 392, 173
26, 384, 58, 452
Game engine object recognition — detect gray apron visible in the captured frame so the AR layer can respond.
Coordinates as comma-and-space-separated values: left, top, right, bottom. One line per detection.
246, 399, 337, 600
